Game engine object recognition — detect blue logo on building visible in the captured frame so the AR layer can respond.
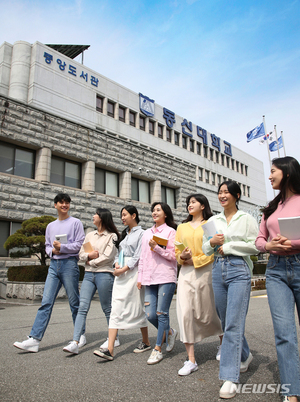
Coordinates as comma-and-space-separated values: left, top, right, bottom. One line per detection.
139, 93, 155, 117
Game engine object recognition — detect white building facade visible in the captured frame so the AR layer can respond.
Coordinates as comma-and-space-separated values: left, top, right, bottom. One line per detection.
0, 41, 267, 278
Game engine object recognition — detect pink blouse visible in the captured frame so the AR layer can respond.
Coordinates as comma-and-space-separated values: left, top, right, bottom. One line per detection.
138, 223, 177, 285
255, 194, 300, 255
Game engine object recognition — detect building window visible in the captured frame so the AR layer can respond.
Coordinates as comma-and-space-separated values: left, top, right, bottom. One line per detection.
240, 163, 244, 175
190, 139, 194, 152
119, 106, 125, 122
211, 172, 216, 186
149, 120, 154, 135
245, 165, 248, 176
107, 101, 115, 117
0, 141, 35, 179
243, 184, 246, 196
129, 111, 136, 127
182, 136, 187, 149
161, 185, 176, 209
217, 174, 222, 186
221, 154, 225, 166
158, 124, 163, 138
50, 156, 81, 188
236, 161, 239, 173
198, 168, 203, 181
131, 178, 150, 203
205, 170, 210, 184
215, 152, 219, 163
95, 168, 119, 197
96, 95, 103, 112
139, 116, 145, 131
0, 221, 23, 257
226, 156, 230, 168
247, 186, 250, 197
197, 142, 201, 155
231, 159, 235, 170
174, 132, 180, 146
210, 148, 214, 161
203, 145, 208, 158
166, 129, 172, 142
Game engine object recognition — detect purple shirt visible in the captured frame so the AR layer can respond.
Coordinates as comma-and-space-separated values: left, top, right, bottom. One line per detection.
45, 216, 85, 259
138, 223, 177, 285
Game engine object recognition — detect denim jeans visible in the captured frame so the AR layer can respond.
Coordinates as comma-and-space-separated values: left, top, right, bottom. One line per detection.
144, 282, 176, 347
266, 253, 300, 397
30, 257, 80, 340
73, 271, 115, 342
212, 256, 251, 382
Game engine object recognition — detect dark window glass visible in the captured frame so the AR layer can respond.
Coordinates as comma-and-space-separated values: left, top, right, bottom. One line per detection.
158, 124, 163, 138
131, 178, 150, 203
119, 106, 125, 122
182, 136, 187, 149
95, 168, 119, 196
96, 95, 103, 112
174, 132, 179, 146
107, 101, 114, 117
129, 111, 136, 126
161, 185, 176, 209
139, 116, 145, 131
50, 156, 81, 188
149, 121, 154, 135
190, 139, 194, 152
166, 129, 171, 142
0, 141, 35, 179
197, 143, 201, 155
203, 146, 208, 158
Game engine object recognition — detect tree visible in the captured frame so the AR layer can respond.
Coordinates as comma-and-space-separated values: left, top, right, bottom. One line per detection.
4, 216, 56, 265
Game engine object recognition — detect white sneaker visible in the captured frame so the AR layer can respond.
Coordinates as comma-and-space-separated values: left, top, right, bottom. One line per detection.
166, 328, 178, 352
216, 345, 221, 361
282, 397, 290, 402
178, 360, 198, 376
13, 336, 40, 353
147, 349, 163, 365
240, 352, 253, 373
100, 337, 120, 351
63, 341, 79, 355
78, 334, 86, 348
219, 381, 237, 399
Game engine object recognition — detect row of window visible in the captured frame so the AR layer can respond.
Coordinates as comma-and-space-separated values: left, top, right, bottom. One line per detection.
198, 168, 250, 197
0, 221, 22, 257
0, 142, 177, 207
96, 95, 248, 176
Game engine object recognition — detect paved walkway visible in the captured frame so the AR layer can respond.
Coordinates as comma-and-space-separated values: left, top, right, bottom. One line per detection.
0, 294, 297, 402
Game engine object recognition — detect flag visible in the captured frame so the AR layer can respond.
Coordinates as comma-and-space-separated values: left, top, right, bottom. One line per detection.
246, 122, 265, 142
269, 136, 283, 152
259, 131, 273, 145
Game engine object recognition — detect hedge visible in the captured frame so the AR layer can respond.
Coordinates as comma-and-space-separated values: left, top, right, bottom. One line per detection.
7, 265, 85, 282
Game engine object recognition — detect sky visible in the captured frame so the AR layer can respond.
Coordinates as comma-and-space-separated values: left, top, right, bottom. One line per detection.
1, 0, 300, 201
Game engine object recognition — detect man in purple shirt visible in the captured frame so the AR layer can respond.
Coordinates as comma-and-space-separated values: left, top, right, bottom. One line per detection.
13, 193, 85, 352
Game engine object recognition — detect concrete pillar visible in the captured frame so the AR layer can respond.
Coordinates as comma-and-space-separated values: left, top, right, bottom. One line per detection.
114, 102, 119, 120
8, 41, 32, 102
150, 180, 161, 203
82, 160, 95, 192
119, 171, 131, 199
103, 98, 108, 115
35, 147, 51, 183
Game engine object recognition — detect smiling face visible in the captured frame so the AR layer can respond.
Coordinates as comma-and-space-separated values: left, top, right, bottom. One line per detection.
152, 204, 166, 226
54, 200, 70, 217
269, 164, 283, 190
121, 209, 136, 228
218, 184, 238, 209
188, 197, 204, 216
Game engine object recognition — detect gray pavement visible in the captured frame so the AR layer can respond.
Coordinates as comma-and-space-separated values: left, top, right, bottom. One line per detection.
0, 294, 297, 402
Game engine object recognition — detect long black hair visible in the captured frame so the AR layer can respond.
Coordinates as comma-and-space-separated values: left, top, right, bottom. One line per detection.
151, 202, 177, 230
96, 208, 120, 240
182, 193, 213, 223
218, 180, 241, 209
263, 156, 300, 220
115, 205, 140, 248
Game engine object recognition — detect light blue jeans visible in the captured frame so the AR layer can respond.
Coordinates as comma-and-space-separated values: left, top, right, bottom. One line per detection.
73, 271, 114, 342
266, 253, 300, 397
212, 256, 251, 383
144, 282, 176, 348
30, 257, 80, 340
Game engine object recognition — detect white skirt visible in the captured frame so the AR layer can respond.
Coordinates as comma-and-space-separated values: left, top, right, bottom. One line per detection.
176, 263, 222, 343
109, 266, 148, 329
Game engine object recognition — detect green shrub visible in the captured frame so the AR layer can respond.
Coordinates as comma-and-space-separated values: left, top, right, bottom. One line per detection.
253, 262, 267, 275
7, 265, 85, 282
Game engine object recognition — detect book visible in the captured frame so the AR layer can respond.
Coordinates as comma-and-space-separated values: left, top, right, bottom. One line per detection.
174, 241, 186, 252
201, 220, 218, 239
118, 249, 124, 267
83, 241, 93, 253
55, 234, 67, 244
278, 216, 300, 240
153, 234, 168, 249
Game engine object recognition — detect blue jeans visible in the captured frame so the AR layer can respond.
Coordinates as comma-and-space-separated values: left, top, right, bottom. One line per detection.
144, 283, 176, 347
212, 256, 251, 382
73, 271, 114, 342
266, 253, 300, 397
30, 257, 80, 340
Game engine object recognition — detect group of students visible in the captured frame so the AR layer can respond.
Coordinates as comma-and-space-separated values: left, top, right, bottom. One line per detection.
13, 156, 300, 401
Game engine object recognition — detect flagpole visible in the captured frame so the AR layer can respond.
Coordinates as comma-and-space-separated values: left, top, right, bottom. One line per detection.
273, 125, 280, 158
263, 115, 275, 198
281, 130, 286, 156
